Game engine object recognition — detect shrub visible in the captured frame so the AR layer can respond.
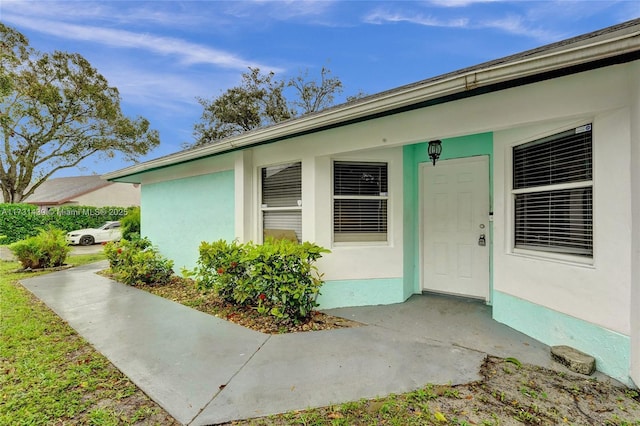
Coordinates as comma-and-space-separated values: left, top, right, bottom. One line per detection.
9, 227, 71, 269
195, 238, 330, 323
104, 237, 173, 286
120, 207, 140, 240
0, 204, 46, 243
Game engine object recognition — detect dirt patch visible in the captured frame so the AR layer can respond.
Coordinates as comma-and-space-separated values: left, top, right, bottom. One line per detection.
133, 276, 362, 334
224, 356, 640, 425
440, 356, 640, 425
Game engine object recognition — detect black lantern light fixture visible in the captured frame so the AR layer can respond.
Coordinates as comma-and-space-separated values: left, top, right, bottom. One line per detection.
428, 140, 442, 166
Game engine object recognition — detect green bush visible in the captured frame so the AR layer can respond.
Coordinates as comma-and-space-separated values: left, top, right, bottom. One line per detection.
120, 207, 140, 240
194, 238, 330, 323
0, 204, 46, 243
9, 227, 71, 269
104, 237, 174, 286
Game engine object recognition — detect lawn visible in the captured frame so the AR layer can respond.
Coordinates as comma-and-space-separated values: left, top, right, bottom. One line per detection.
0, 253, 178, 425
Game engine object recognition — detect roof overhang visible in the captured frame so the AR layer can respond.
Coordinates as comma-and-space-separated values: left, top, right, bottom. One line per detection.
104, 20, 640, 183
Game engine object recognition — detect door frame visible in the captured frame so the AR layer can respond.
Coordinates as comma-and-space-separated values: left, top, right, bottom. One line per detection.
418, 155, 491, 301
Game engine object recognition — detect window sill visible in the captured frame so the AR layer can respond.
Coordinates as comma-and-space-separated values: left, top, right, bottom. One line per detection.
332, 241, 391, 249
509, 248, 595, 268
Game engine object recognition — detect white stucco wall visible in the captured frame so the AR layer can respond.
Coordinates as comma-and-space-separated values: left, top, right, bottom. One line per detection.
629, 60, 640, 387
493, 112, 632, 336
244, 138, 405, 283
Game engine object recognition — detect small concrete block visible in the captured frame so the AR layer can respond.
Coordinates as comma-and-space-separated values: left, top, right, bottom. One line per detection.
551, 345, 596, 375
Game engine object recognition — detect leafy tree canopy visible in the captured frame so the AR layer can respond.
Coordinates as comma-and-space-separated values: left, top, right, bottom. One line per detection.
0, 24, 160, 203
192, 66, 364, 148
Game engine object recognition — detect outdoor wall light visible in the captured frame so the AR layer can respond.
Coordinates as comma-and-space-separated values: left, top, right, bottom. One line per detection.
428, 140, 442, 166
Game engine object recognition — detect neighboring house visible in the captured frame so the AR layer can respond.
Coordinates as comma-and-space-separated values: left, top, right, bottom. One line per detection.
24, 176, 140, 211
105, 20, 640, 387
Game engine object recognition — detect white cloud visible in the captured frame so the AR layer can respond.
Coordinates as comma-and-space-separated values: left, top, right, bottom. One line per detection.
364, 9, 469, 27
363, 6, 559, 42
227, 0, 336, 20
0, 0, 216, 28
480, 15, 560, 42
3, 14, 279, 71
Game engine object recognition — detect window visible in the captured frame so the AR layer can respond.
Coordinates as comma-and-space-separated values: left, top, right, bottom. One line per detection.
333, 161, 388, 243
512, 124, 593, 257
261, 162, 302, 242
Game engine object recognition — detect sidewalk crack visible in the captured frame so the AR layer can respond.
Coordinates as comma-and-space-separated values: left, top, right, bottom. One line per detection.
187, 334, 272, 425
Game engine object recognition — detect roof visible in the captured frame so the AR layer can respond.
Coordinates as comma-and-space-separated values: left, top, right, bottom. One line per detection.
104, 18, 640, 183
24, 176, 111, 205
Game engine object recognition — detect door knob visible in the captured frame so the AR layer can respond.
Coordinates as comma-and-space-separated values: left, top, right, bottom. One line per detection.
478, 234, 486, 246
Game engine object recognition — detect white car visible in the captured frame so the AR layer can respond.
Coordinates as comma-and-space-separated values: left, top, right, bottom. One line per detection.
67, 221, 122, 246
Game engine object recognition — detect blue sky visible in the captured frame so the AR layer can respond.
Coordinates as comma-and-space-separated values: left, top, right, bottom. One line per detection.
2, 0, 639, 177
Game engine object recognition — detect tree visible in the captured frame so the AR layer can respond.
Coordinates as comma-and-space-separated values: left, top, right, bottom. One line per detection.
191, 66, 362, 148
0, 24, 160, 203
288, 66, 342, 115
193, 68, 292, 144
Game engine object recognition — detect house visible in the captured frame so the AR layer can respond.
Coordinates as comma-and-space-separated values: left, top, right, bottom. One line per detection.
104, 19, 640, 387
24, 175, 140, 211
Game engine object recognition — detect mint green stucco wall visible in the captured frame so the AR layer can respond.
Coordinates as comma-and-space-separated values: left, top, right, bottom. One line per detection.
141, 171, 235, 270
402, 133, 494, 301
317, 278, 405, 309
493, 291, 632, 385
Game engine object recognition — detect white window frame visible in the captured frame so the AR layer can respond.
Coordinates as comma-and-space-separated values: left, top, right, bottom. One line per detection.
260, 161, 302, 243
332, 160, 389, 245
511, 123, 593, 262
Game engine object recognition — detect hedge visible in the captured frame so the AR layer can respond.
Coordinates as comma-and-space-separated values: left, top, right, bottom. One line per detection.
0, 204, 133, 244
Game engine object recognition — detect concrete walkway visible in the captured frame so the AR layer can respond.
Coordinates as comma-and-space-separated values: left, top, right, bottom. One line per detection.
21, 261, 560, 425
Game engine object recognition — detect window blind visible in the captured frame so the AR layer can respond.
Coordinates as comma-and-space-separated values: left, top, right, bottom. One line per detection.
262, 162, 302, 207
261, 162, 302, 242
334, 161, 388, 196
333, 161, 388, 243
515, 188, 593, 256
513, 124, 593, 257
514, 125, 592, 189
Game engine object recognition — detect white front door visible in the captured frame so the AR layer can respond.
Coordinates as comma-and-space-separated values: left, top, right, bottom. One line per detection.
421, 156, 490, 300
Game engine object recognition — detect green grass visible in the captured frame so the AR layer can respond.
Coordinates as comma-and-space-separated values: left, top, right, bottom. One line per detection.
0, 253, 173, 425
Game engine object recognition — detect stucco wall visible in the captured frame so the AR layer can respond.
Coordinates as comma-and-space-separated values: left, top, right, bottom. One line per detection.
493, 111, 632, 336
490, 82, 634, 384
246, 141, 406, 308
629, 61, 640, 387
141, 169, 235, 270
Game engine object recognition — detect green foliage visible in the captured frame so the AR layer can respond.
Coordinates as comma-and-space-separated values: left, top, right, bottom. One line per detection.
0, 204, 45, 242
191, 65, 364, 148
0, 203, 131, 244
0, 23, 159, 203
120, 206, 141, 240
9, 226, 70, 269
194, 238, 330, 323
104, 237, 173, 286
